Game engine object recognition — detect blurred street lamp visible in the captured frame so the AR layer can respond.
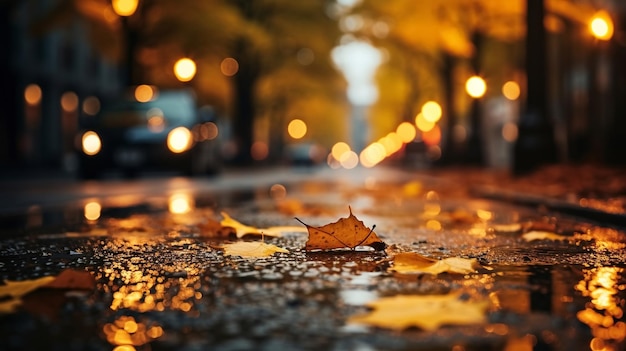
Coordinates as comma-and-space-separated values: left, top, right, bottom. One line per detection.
465, 76, 486, 99
112, 0, 138, 17
465, 75, 486, 165
174, 58, 197, 82
112, 0, 140, 86
590, 10, 614, 41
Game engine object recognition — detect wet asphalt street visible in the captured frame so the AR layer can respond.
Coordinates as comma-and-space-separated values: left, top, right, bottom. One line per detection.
0, 165, 625, 351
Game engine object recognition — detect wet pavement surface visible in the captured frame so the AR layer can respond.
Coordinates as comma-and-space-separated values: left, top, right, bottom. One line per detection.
0, 166, 625, 351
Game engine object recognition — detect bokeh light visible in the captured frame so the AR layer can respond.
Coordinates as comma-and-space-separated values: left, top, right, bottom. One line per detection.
287, 119, 307, 139
83, 96, 101, 115
340, 150, 359, 169
169, 193, 193, 214
465, 76, 487, 98
502, 81, 520, 101
421, 101, 442, 122
112, 0, 138, 16
84, 201, 102, 221
135, 85, 156, 102
331, 142, 351, 161
24, 84, 42, 105
422, 125, 442, 146
251, 141, 269, 161
415, 113, 435, 132
220, 58, 239, 76
359, 142, 386, 168
590, 11, 614, 41
61, 91, 79, 112
167, 127, 192, 153
502, 122, 519, 142
380, 132, 402, 156
82, 131, 102, 156
396, 122, 416, 143
174, 58, 197, 82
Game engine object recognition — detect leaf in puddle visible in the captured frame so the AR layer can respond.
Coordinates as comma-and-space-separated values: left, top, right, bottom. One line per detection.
349, 293, 489, 331
391, 252, 481, 275
220, 212, 307, 238
522, 230, 569, 242
221, 241, 289, 258
296, 207, 386, 252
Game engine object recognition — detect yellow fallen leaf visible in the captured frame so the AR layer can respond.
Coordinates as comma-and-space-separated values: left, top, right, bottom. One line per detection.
220, 212, 307, 238
297, 207, 386, 251
0, 276, 55, 313
522, 231, 568, 242
349, 293, 489, 331
221, 241, 289, 258
391, 252, 481, 275
490, 223, 522, 233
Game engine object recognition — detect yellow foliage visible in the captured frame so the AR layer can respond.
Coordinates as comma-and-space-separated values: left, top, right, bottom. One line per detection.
391, 252, 481, 275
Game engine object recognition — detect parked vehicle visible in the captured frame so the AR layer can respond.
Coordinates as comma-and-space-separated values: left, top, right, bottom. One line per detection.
77, 88, 220, 179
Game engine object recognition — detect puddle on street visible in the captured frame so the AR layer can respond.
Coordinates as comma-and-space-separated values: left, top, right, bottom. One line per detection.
1, 180, 625, 351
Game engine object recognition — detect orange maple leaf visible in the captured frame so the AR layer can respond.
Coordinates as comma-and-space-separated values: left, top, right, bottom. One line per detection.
296, 207, 386, 251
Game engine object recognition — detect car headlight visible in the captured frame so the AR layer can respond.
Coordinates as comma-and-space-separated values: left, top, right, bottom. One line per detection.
82, 131, 102, 156
167, 127, 193, 153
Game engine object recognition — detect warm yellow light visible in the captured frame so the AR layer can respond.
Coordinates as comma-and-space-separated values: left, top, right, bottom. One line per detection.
590, 11, 613, 40
82, 131, 102, 156
415, 113, 435, 132
134, 85, 155, 102
359, 142, 386, 168
169, 193, 193, 214
340, 150, 359, 169
24, 84, 42, 105
396, 122, 416, 143
287, 119, 307, 139
174, 58, 197, 82
466, 76, 487, 98
220, 58, 239, 76
380, 133, 402, 156
421, 101, 442, 122
61, 91, 79, 112
112, 0, 138, 16
167, 127, 192, 153
331, 142, 351, 161
502, 81, 520, 100
84, 201, 102, 221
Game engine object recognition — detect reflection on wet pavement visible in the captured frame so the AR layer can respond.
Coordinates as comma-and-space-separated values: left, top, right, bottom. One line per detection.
0, 168, 625, 350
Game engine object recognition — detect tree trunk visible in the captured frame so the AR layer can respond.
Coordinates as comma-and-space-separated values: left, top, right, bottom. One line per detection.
231, 40, 259, 165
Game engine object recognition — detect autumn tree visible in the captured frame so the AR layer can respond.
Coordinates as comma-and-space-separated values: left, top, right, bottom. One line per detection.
37, 0, 347, 164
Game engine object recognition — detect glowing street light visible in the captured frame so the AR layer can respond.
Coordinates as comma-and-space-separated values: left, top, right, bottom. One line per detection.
590, 10, 614, 41
174, 58, 197, 82
465, 76, 486, 98
112, 0, 138, 17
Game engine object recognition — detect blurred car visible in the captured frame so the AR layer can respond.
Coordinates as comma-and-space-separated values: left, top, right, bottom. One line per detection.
76, 89, 220, 179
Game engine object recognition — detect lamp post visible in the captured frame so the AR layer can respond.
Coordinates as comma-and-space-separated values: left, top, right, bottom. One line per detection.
588, 10, 614, 162
112, 0, 139, 87
465, 75, 486, 165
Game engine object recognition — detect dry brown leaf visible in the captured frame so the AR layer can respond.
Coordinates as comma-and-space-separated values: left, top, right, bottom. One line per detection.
391, 252, 481, 275
220, 212, 307, 238
297, 207, 386, 251
221, 241, 289, 258
349, 293, 489, 331
522, 230, 569, 242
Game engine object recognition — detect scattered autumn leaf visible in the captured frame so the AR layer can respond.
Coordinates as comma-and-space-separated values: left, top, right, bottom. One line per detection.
349, 293, 489, 331
391, 252, 481, 275
522, 230, 569, 242
297, 207, 386, 252
220, 212, 307, 238
490, 223, 522, 233
221, 241, 289, 258
0, 269, 95, 314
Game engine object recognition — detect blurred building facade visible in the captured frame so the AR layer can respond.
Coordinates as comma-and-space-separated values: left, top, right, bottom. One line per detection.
0, 1, 122, 171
